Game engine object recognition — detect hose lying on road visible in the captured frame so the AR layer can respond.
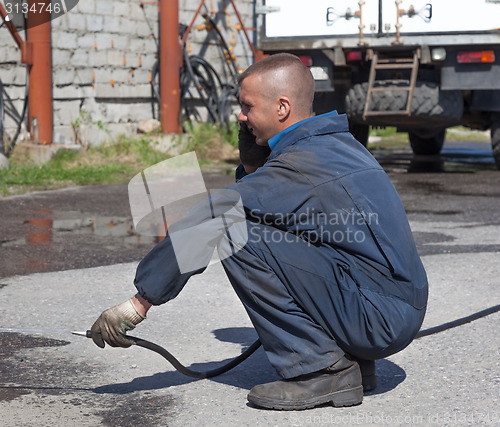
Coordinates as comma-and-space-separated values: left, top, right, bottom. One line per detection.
96, 303, 500, 379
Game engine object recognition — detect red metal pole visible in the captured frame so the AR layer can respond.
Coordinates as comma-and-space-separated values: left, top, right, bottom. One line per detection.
27, 1, 53, 145
160, 0, 181, 134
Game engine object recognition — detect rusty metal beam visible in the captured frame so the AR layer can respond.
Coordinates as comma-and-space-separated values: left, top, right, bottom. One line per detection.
26, 1, 53, 144
160, 0, 181, 134
0, 2, 24, 49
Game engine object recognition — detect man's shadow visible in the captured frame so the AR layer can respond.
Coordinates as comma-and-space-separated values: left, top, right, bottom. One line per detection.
92, 327, 406, 395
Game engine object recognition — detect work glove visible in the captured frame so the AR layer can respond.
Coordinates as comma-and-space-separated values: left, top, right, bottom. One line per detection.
238, 122, 271, 169
90, 299, 146, 348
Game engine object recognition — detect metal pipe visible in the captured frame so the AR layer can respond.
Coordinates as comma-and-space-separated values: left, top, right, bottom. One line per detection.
27, 0, 53, 144
160, 0, 181, 134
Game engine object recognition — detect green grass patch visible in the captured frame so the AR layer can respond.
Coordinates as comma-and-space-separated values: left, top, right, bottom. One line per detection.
446, 126, 490, 143
367, 127, 409, 150
0, 125, 239, 196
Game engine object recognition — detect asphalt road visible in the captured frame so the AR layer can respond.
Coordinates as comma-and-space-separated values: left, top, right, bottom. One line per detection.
1, 141, 499, 426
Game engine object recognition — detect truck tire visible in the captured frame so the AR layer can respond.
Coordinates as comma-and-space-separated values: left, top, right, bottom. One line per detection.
409, 129, 446, 155
346, 81, 463, 124
491, 114, 500, 169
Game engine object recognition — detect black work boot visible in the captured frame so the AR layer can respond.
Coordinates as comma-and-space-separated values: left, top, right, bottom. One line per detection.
356, 359, 377, 392
247, 356, 363, 410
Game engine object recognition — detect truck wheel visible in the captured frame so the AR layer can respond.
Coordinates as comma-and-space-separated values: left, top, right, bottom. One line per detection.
491, 114, 500, 169
409, 129, 446, 155
346, 81, 463, 123
349, 123, 369, 146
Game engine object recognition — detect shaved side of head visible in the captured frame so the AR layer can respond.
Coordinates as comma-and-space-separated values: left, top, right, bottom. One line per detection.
238, 53, 315, 119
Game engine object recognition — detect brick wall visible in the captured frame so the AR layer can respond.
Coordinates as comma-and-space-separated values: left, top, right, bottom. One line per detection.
0, 0, 256, 145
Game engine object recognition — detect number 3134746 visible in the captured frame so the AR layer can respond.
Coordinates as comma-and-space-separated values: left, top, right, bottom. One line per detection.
5, 1, 63, 15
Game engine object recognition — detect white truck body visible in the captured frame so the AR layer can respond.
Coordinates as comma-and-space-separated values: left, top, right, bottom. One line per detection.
262, 0, 500, 43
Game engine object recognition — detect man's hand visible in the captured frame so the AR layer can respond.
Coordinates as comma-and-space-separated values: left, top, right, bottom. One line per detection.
91, 298, 146, 348
238, 122, 271, 172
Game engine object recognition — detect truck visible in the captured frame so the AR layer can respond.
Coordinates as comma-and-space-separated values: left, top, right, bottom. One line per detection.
255, 0, 500, 169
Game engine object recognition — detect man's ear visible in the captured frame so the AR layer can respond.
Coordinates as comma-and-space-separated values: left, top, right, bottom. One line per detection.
278, 96, 291, 120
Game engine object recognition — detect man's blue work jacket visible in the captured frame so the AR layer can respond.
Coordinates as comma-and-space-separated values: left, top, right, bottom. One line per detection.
134, 113, 428, 316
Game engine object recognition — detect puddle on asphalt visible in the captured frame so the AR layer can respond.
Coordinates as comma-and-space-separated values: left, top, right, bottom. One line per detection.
0, 210, 164, 248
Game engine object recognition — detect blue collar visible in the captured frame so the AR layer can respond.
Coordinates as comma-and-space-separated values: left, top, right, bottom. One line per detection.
267, 110, 338, 150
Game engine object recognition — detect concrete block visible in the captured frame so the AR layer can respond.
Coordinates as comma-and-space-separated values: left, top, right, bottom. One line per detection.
52, 12, 69, 31
76, 34, 96, 50
109, 69, 131, 84
0, 46, 19, 63
124, 53, 140, 68
131, 2, 148, 19
87, 15, 104, 32
53, 100, 82, 126
0, 85, 26, 101
75, 68, 94, 85
128, 39, 146, 52
52, 49, 71, 66
108, 34, 129, 50
107, 50, 126, 66
94, 83, 151, 99
54, 68, 76, 86
113, 1, 130, 17
94, 69, 113, 84
96, 0, 114, 15
0, 66, 26, 85
132, 69, 150, 84
142, 37, 158, 55
88, 50, 108, 67
104, 101, 153, 123
71, 50, 89, 67
53, 32, 78, 49
68, 12, 87, 31
139, 53, 158, 70
94, 33, 113, 50
77, 0, 95, 14
135, 19, 151, 37
53, 85, 91, 99
103, 15, 123, 33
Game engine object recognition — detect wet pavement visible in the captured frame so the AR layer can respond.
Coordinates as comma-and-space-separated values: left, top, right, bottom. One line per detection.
0, 169, 236, 279
1, 141, 499, 426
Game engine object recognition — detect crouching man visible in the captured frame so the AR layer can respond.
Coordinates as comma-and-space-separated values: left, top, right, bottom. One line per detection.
91, 53, 428, 410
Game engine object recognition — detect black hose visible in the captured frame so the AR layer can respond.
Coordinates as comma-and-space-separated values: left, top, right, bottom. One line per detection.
128, 334, 262, 379
415, 303, 500, 339
90, 303, 500, 379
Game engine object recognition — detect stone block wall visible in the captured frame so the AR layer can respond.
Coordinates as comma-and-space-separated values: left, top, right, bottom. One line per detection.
0, 0, 256, 145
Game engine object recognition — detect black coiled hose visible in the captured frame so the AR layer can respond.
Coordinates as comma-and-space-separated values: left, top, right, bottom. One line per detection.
86, 303, 500, 379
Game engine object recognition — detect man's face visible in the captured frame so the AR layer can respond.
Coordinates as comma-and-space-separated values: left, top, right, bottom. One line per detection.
238, 75, 280, 146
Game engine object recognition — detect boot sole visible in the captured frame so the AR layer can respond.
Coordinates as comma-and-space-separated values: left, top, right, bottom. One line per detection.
248, 385, 363, 410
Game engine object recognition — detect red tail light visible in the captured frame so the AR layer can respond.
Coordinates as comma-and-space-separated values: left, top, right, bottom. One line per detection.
346, 51, 363, 61
298, 55, 313, 67
457, 50, 495, 64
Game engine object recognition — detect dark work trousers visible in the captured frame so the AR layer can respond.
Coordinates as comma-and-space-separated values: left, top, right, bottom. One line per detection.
221, 221, 426, 379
